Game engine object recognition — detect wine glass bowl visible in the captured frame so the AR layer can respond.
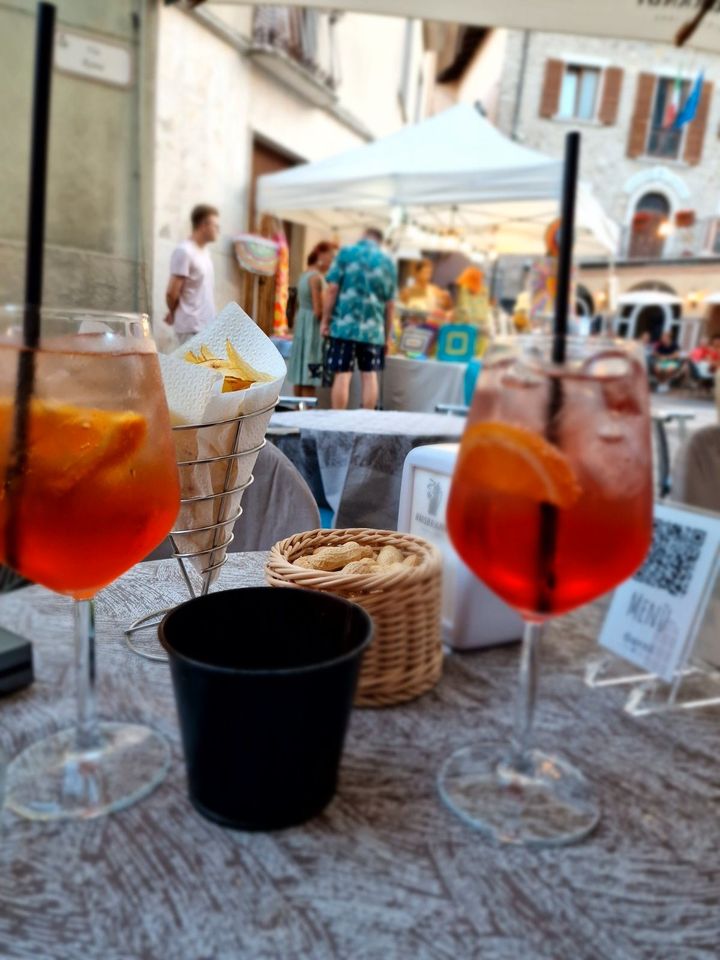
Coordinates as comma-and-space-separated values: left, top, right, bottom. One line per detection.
447, 339, 652, 618
0, 325, 179, 597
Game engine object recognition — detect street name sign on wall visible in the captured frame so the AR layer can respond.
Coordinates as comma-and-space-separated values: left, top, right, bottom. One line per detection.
55, 30, 132, 88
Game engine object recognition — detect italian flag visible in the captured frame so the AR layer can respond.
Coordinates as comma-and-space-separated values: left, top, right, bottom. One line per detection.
663, 76, 683, 129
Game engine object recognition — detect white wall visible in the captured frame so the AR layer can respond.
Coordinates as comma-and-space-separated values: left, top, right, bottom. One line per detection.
153, 5, 425, 336
153, 4, 252, 340
454, 29, 509, 124
248, 68, 363, 162
333, 14, 424, 136
205, 3, 426, 140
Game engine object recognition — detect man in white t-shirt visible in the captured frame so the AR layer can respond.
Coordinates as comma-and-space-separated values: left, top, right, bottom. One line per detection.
164, 204, 220, 343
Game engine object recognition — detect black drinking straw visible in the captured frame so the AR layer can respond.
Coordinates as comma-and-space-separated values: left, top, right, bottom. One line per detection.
538, 131, 581, 613
552, 131, 580, 365
5, 1, 56, 566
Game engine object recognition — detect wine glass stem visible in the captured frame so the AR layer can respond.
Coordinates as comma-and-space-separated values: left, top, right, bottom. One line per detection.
73, 598, 100, 752
511, 621, 543, 771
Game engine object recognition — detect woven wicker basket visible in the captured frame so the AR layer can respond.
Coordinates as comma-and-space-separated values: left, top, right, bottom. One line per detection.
265, 528, 443, 707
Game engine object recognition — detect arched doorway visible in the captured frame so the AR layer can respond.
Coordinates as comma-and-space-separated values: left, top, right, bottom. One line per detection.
616, 281, 681, 342
634, 305, 665, 341
628, 192, 671, 259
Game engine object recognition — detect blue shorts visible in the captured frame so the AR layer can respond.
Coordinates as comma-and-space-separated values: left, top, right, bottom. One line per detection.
325, 337, 385, 373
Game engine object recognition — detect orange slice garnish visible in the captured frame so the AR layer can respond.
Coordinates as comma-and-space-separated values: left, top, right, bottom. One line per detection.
0, 400, 147, 493
456, 421, 582, 509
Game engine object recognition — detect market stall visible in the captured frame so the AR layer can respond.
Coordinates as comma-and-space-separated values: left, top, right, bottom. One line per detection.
256, 103, 618, 257
258, 103, 618, 401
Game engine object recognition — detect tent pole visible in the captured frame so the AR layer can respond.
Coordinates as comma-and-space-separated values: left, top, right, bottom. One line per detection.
511, 30, 531, 141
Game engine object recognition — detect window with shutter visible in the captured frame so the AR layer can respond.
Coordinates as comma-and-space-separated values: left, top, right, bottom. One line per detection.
646, 77, 690, 159
683, 81, 713, 165
557, 64, 601, 120
627, 73, 656, 158
539, 59, 563, 118
598, 67, 623, 125
540, 60, 620, 123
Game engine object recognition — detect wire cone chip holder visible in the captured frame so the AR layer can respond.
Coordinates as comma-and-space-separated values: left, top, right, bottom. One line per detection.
125, 400, 277, 661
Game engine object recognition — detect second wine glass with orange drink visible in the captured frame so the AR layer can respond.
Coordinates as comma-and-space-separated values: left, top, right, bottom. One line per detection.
439, 335, 653, 846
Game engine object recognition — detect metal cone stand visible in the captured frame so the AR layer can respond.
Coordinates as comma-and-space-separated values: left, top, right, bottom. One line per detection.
125, 400, 277, 662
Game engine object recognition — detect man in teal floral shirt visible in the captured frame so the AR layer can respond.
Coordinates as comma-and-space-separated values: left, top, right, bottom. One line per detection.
320, 228, 397, 409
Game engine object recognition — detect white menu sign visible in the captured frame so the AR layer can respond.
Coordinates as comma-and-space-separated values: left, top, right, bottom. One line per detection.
55, 30, 132, 88
599, 503, 720, 683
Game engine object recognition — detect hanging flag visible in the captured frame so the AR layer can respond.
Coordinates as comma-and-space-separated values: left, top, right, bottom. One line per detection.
663, 75, 683, 129
674, 72, 704, 129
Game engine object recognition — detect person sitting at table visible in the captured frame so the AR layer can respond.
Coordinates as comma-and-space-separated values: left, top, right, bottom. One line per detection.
690, 335, 720, 379
454, 265, 490, 353
454, 267, 488, 325
639, 331, 655, 380
287, 241, 336, 399
652, 330, 685, 393
400, 259, 452, 318
512, 291, 531, 333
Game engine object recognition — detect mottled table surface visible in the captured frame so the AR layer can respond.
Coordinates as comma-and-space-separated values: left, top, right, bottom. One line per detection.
0, 554, 718, 960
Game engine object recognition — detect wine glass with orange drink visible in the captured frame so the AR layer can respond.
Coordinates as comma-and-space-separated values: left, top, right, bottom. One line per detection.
0, 308, 180, 819
439, 335, 653, 846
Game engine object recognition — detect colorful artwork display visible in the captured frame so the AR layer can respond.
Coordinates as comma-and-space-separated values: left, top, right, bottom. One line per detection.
233, 234, 279, 276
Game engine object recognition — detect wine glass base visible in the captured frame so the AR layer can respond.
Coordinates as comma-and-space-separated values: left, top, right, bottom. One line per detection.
5, 722, 171, 821
438, 744, 600, 847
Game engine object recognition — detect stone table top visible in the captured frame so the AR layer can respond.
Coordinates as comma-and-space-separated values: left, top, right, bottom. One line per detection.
0, 553, 717, 960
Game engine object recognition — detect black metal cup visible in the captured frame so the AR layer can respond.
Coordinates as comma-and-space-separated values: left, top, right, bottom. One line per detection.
159, 587, 372, 830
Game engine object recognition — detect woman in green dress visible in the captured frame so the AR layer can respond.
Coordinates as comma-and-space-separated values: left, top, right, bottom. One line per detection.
288, 242, 336, 397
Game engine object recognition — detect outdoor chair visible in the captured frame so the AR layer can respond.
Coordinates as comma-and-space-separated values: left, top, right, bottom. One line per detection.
145, 441, 320, 560
687, 360, 715, 397
651, 416, 672, 499
435, 403, 469, 417
276, 395, 318, 412
0, 565, 29, 593
671, 425, 720, 513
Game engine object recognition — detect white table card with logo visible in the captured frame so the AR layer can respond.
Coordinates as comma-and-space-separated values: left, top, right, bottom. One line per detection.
588, 502, 720, 715
397, 443, 523, 650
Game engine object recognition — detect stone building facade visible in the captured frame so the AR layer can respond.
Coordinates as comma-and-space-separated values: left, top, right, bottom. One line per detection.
496, 31, 720, 253
438, 27, 720, 314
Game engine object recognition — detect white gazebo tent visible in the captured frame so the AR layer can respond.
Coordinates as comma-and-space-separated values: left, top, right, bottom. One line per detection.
257, 103, 619, 257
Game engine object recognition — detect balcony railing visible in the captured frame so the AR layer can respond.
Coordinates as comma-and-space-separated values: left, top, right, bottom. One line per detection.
620, 216, 720, 261
251, 6, 337, 93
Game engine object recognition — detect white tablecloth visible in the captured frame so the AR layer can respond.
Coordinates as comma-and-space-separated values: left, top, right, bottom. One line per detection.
285, 353, 467, 413
270, 409, 465, 528
381, 356, 467, 412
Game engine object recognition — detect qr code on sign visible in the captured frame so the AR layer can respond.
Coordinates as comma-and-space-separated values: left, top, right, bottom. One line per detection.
634, 519, 706, 597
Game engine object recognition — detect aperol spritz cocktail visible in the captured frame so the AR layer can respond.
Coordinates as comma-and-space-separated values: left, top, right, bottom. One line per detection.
0, 308, 180, 821
447, 350, 653, 618
0, 349, 179, 598
439, 336, 653, 846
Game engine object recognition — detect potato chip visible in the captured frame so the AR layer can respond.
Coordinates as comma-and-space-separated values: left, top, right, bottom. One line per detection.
184, 339, 274, 392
